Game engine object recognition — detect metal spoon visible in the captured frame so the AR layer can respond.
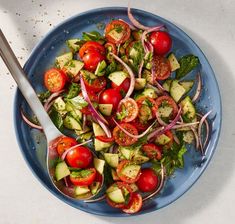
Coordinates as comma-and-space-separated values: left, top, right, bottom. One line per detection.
0, 29, 101, 200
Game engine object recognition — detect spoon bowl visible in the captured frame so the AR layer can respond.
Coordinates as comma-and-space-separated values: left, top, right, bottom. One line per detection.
0, 29, 103, 200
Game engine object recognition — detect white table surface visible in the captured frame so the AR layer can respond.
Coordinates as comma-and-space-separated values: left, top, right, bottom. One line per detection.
0, 0, 235, 223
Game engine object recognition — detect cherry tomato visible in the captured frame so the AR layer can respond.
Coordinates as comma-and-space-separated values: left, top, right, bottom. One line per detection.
106, 182, 133, 208
152, 56, 171, 80
111, 78, 130, 94
155, 95, 178, 120
122, 193, 143, 214
136, 168, 159, 192
96, 136, 114, 143
113, 123, 138, 146
79, 41, 105, 58
69, 168, 96, 186
82, 72, 107, 93
82, 51, 105, 72
117, 98, 138, 122
149, 31, 172, 55
104, 114, 117, 129
136, 96, 157, 118
105, 42, 117, 54
80, 91, 98, 115
56, 136, 77, 156
44, 68, 67, 92
130, 118, 152, 132
142, 143, 162, 160
66, 146, 93, 168
105, 20, 131, 44
116, 160, 141, 183
99, 89, 122, 111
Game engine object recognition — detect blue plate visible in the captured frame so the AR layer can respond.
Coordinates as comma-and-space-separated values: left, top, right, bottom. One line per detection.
14, 7, 221, 216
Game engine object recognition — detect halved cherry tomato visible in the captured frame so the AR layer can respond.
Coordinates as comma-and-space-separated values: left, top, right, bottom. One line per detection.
66, 146, 93, 168
156, 130, 174, 150
136, 96, 157, 119
130, 118, 151, 132
96, 136, 114, 143
152, 56, 171, 80
142, 143, 162, 160
82, 51, 105, 72
44, 68, 67, 92
105, 20, 131, 44
56, 136, 77, 156
122, 192, 143, 214
155, 95, 178, 119
136, 168, 159, 192
111, 77, 130, 95
80, 91, 98, 115
113, 123, 138, 146
106, 182, 133, 208
149, 31, 172, 55
69, 168, 96, 186
99, 88, 122, 111
82, 72, 107, 92
117, 98, 138, 122
79, 41, 105, 58
125, 40, 139, 56
104, 114, 117, 129
116, 160, 141, 183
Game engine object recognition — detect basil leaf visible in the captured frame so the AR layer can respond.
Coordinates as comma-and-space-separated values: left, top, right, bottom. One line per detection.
176, 55, 200, 79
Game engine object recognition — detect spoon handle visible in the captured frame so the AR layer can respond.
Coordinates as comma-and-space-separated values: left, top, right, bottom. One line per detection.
0, 29, 61, 141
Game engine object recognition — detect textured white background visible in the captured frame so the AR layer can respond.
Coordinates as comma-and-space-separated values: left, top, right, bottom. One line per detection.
0, 0, 235, 223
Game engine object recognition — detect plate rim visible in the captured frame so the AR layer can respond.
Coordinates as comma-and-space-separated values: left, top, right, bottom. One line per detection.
13, 6, 222, 216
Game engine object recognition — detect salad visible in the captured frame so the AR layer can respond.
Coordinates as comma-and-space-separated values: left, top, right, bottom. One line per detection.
22, 7, 211, 214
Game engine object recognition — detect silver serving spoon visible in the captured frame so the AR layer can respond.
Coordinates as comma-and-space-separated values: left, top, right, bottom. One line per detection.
0, 29, 101, 200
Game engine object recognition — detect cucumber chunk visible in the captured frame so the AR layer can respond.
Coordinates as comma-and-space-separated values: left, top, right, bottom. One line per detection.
90, 182, 101, 195
93, 158, 105, 174
183, 130, 195, 144
104, 153, 119, 168
92, 122, 105, 136
55, 161, 70, 181
155, 134, 171, 145
168, 53, 180, 72
111, 169, 120, 181
142, 88, 157, 99
75, 186, 90, 196
108, 71, 127, 86
63, 60, 84, 77
180, 96, 196, 122
121, 164, 141, 179
179, 80, 194, 93
134, 78, 146, 90
107, 189, 125, 203
55, 52, 73, 69
98, 104, 113, 116
63, 115, 82, 130
94, 138, 112, 151
163, 79, 173, 92
170, 80, 186, 102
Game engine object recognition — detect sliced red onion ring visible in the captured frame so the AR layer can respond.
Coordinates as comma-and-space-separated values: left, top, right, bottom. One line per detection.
118, 19, 136, 30
138, 59, 144, 78
148, 106, 182, 140
171, 121, 199, 129
61, 139, 93, 160
172, 130, 180, 145
198, 110, 212, 154
64, 177, 69, 187
190, 127, 200, 150
113, 118, 156, 139
80, 75, 108, 125
20, 109, 43, 130
43, 90, 64, 111
110, 52, 135, 98
97, 119, 112, 138
155, 111, 168, 126
192, 73, 202, 103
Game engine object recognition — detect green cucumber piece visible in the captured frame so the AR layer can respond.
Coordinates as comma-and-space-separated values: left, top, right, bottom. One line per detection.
119, 147, 134, 160
134, 78, 146, 90
75, 186, 90, 196
98, 104, 113, 116
63, 115, 82, 130
183, 130, 195, 144
121, 164, 141, 179
104, 153, 119, 168
168, 53, 180, 71
107, 189, 125, 203
180, 96, 196, 122
142, 88, 157, 99
179, 80, 194, 93
55, 52, 73, 69
93, 158, 105, 174
63, 60, 84, 77
162, 79, 173, 92
90, 182, 101, 195
133, 154, 149, 164
170, 80, 186, 102
111, 169, 120, 181
155, 133, 171, 145
108, 71, 127, 86
139, 104, 152, 122
92, 122, 105, 136
55, 161, 70, 181
94, 138, 112, 151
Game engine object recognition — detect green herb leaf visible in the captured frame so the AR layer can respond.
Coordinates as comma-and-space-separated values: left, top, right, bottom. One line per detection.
49, 109, 63, 130
105, 61, 117, 75
176, 55, 200, 79
67, 95, 88, 109
82, 31, 105, 42
66, 83, 80, 99
116, 104, 128, 120
38, 91, 51, 102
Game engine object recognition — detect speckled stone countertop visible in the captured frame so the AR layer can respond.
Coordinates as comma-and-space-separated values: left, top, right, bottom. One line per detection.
0, 0, 235, 223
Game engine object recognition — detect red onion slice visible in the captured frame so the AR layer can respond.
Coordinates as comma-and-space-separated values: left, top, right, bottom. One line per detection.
110, 52, 135, 98
43, 90, 64, 111
118, 19, 136, 30
148, 106, 182, 140
80, 75, 108, 125
198, 111, 212, 154
171, 121, 199, 129
113, 118, 156, 139
61, 139, 93, 160
138, 59, 144, 78
192, 73, 202, 103
190, 127, 200, 150
97, 119, 112, 138
21, 109, 43, 130
155, 111, 168, 126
